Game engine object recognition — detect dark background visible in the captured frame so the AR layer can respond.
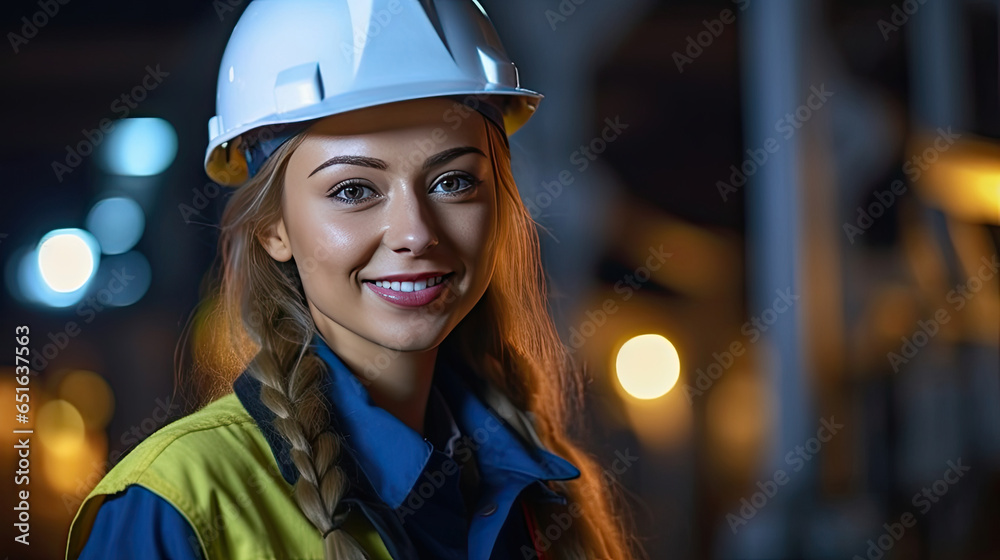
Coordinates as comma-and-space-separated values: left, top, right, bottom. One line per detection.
1, 0, 999, 558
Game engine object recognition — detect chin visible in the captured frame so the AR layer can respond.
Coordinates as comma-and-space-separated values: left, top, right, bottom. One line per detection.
366, 320, 454, 352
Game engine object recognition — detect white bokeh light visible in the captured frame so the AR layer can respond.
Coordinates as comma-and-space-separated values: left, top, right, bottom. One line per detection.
615, 334, 682, 400
37, 229, 100, 293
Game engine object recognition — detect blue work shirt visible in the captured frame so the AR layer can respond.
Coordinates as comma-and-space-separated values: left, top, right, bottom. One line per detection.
78, 334, 580, 559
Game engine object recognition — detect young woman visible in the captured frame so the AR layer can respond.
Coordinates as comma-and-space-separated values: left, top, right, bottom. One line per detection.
66, 1, 642, 558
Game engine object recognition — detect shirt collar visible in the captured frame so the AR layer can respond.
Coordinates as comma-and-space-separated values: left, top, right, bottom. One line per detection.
432, 350, 581, 484
233, 333, 580, 510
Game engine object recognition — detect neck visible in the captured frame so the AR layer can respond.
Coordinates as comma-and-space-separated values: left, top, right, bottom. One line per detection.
357, 347, 438, 436
312, 319, 437, 436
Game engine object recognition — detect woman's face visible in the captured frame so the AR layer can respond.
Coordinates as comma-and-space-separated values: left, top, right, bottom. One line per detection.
261, 97, 498, 357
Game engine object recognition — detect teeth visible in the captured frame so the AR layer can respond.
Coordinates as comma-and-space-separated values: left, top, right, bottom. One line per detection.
373, 275, 446, 292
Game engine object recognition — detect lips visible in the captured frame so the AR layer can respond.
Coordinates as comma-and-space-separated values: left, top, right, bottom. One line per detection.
366, 273, 451, 293
364, 273, 452, 308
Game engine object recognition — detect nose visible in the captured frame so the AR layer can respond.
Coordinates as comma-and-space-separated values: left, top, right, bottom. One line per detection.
382, 185, 439, 256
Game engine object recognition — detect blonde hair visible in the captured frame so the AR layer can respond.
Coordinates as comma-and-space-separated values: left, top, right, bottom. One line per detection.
182, 113, 644, 560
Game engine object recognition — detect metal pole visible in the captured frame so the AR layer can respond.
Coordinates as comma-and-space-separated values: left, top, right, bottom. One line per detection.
735, 0, 810, 556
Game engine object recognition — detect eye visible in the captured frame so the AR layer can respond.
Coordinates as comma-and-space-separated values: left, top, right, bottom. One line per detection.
327, 180, 380, 205
430, 172, 482, 197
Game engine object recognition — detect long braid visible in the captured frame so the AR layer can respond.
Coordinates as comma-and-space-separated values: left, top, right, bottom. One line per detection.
217, 134, 368, 559
246, 289, 364, 558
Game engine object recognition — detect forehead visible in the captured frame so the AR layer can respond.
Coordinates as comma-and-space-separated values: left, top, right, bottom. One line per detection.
298, 97, 488, 148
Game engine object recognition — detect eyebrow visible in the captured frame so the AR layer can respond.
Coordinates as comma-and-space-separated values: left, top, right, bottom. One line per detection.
307, 146, 487, 177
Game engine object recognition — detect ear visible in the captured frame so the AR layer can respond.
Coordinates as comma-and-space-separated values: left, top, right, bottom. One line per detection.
259, 218, 293, 262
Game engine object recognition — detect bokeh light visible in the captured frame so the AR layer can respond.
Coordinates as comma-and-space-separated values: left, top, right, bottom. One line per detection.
43, 432, 107, 495
58, 370, 115, 430
85, 197, 146, 255
37, 399, 86, 457
0, 372, 21, 447
615, 334, 682, 399
5, 245, 42, 305
97, 117, 177, 176
37, 229, 100, 293
913, 133, 1000, 225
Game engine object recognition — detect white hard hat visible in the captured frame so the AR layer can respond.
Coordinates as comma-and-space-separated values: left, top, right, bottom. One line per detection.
204, 0, 543, 186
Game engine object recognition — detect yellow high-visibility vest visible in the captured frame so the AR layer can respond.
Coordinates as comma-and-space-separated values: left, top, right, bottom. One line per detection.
65, 393, 392, 560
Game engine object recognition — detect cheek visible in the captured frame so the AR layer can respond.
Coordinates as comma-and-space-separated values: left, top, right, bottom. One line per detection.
284, 202, 376, 284
444, 197, 497, 271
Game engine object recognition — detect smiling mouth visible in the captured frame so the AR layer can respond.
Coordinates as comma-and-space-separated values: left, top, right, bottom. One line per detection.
363, 272, 453, 293
363, 273, 455, 308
